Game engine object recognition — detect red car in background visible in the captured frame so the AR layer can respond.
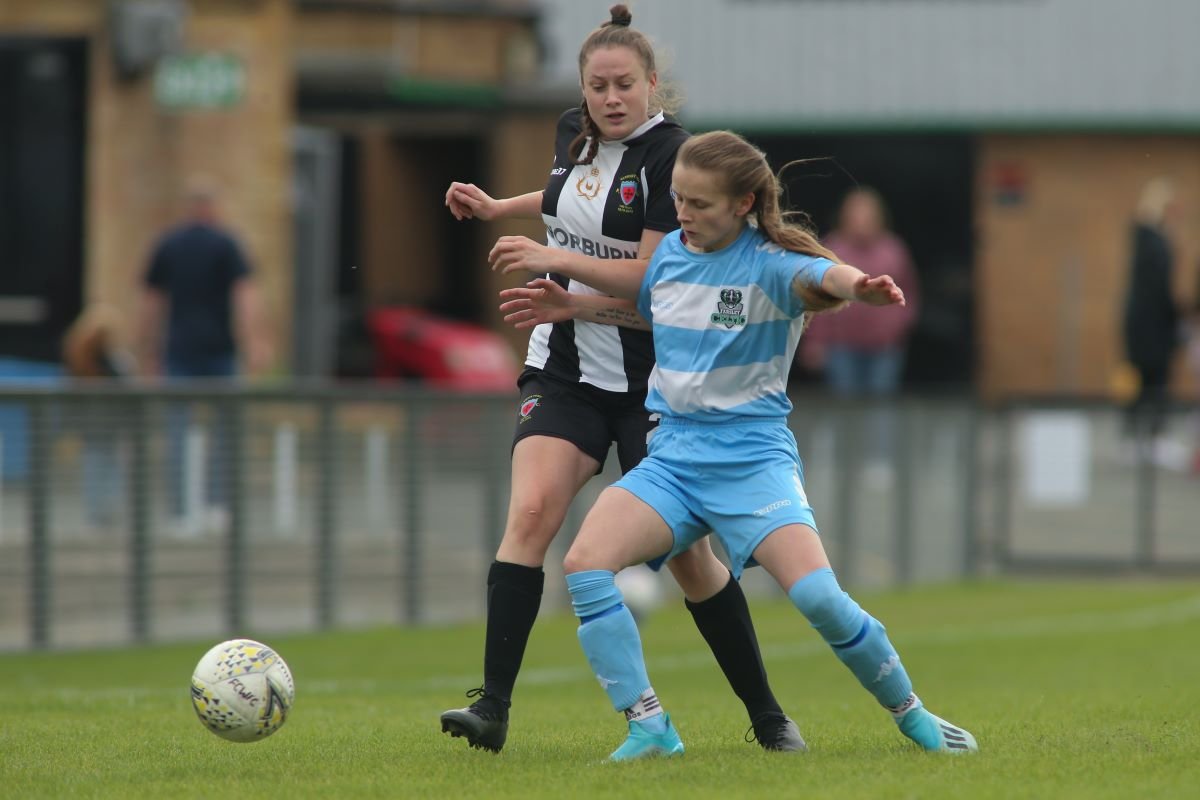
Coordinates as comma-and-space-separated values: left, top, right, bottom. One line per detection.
367, 307, 519, 391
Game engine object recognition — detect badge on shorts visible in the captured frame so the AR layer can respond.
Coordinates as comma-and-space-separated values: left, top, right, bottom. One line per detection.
711, 288, 747, 328
519, 394, 542, 423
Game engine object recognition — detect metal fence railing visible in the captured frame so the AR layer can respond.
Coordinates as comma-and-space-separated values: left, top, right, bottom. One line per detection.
1, 384, 1197, 650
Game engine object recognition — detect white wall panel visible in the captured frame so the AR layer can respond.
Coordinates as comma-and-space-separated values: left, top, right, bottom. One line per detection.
535, 0, 1200, 128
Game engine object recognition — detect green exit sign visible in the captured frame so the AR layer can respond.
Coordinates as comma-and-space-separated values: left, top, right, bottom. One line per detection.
154, 53, 245, 110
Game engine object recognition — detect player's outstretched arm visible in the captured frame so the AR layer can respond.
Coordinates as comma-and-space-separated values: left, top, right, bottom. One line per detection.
445, 183, 543, 221
817, 263, 906, 307
489, 228, 666, 300
499, 279, 649, 331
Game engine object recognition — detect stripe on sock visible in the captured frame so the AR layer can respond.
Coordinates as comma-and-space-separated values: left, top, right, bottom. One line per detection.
830, 614, 871, 650
624, 688, 664, 722
889, 694, 920, 716
581, 603, 627, 624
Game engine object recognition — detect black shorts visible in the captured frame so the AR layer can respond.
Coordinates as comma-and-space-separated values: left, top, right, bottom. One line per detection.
512, 369, 656, 475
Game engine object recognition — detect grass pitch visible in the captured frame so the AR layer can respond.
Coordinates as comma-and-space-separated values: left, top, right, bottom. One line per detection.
1, 580, 1197, 799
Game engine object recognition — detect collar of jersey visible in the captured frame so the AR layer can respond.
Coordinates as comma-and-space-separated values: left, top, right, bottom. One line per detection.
678, 224, 755, 260
601, 111, 666, 146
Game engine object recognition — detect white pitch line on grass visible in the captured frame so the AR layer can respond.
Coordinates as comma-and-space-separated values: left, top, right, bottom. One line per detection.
413, 591, 1200, 694
25, 593, 1200, 705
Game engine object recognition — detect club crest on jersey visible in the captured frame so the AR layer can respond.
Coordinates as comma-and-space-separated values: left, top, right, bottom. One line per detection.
577, 166, 602, 200
518, 394, 543, 423
711, 288, 747, 328
616, 174, 639, 213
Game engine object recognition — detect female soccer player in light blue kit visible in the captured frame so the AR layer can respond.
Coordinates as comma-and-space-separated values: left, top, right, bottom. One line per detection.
496, 130, 979, 761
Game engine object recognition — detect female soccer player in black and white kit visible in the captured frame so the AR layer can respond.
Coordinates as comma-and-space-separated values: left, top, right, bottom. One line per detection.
439, 5, 803, 754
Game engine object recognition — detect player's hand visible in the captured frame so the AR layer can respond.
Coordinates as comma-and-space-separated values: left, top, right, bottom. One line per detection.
852, 273, 905, 306
489, 236, 561, 275
445, 182, 501, 221
498, 278, 576, 329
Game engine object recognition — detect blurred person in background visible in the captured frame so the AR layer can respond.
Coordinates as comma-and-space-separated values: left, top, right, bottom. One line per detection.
136, 176, 271, 536
800, 187, 919, 486
439, 4, 802, 755
1122, 177, 1182, 459
62, 304, 136, 531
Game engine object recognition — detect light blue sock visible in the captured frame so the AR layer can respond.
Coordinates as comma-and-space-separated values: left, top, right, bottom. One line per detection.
567, 570, 652, 712
788, 567, 913, 710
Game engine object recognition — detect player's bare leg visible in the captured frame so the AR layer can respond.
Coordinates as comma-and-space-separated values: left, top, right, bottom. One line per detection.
441, 436, 598, 752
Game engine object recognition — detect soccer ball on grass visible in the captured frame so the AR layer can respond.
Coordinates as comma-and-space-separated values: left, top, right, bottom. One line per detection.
190, 638, 295, 742
614, 565, 665, 621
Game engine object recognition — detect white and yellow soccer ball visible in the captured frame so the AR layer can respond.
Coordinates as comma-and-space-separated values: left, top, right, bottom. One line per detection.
190, 638, 295, 743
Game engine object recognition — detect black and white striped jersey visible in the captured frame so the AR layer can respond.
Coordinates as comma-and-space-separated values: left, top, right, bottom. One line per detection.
526, 108, 688, 394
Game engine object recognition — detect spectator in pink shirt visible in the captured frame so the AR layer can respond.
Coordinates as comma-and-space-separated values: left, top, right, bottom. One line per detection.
802, 188, 919, 484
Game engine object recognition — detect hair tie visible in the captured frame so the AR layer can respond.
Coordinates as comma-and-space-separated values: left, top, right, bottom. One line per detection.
608, 4, 632, 27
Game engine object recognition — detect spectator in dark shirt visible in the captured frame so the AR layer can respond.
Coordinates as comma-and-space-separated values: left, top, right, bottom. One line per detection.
136, 176, 271, 535
1123, 177, 1181, 445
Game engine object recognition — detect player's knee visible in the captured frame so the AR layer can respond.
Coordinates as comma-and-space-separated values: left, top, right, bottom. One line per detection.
502, 498, 563, 550
787, 567, 863, 644
563, 534, 619, 576
562, 544, 597, 576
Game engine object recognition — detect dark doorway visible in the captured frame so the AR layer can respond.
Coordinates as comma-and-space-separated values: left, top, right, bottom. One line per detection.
0, 38, 87, 363
329, 132, 489, 378
748, 133, 975, 387
405, 135, 487, 322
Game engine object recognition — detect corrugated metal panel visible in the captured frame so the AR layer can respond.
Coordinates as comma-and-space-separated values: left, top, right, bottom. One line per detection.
535, 0, 1200, 129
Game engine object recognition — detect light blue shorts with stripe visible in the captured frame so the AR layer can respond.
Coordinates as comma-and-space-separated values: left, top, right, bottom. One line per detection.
614, 416, 819, 579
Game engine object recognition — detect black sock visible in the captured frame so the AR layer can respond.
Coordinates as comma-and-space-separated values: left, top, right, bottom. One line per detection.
480, 560, 544, 710
686, 572, 783, 720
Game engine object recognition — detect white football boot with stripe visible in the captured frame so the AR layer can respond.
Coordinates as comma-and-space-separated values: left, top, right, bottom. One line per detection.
894, 695, 978, 753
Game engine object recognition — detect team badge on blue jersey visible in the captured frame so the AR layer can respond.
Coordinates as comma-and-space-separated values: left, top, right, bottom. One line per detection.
711, 288, 747, 328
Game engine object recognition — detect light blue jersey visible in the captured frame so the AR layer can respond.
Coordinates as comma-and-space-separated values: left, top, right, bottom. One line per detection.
636, 226, 834, 422
618, 225, 836, 577
576, 224, 977, 754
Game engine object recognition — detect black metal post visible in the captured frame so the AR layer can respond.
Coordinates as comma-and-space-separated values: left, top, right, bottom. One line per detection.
834, 404, 859, 586
402, 395, 423, 625
481, 400, 506, 613
28, 397, 51, 649
1135, 431, 1157, 569
225, 396, 246, 633
994, 406, 1014, 568
129, 396, 152, 642
893, 400, 914, 585
960, 403, 981, 577
316, 398, 337, 629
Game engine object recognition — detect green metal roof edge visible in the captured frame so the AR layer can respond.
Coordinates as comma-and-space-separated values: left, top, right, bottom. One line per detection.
387, 76, 503, 108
